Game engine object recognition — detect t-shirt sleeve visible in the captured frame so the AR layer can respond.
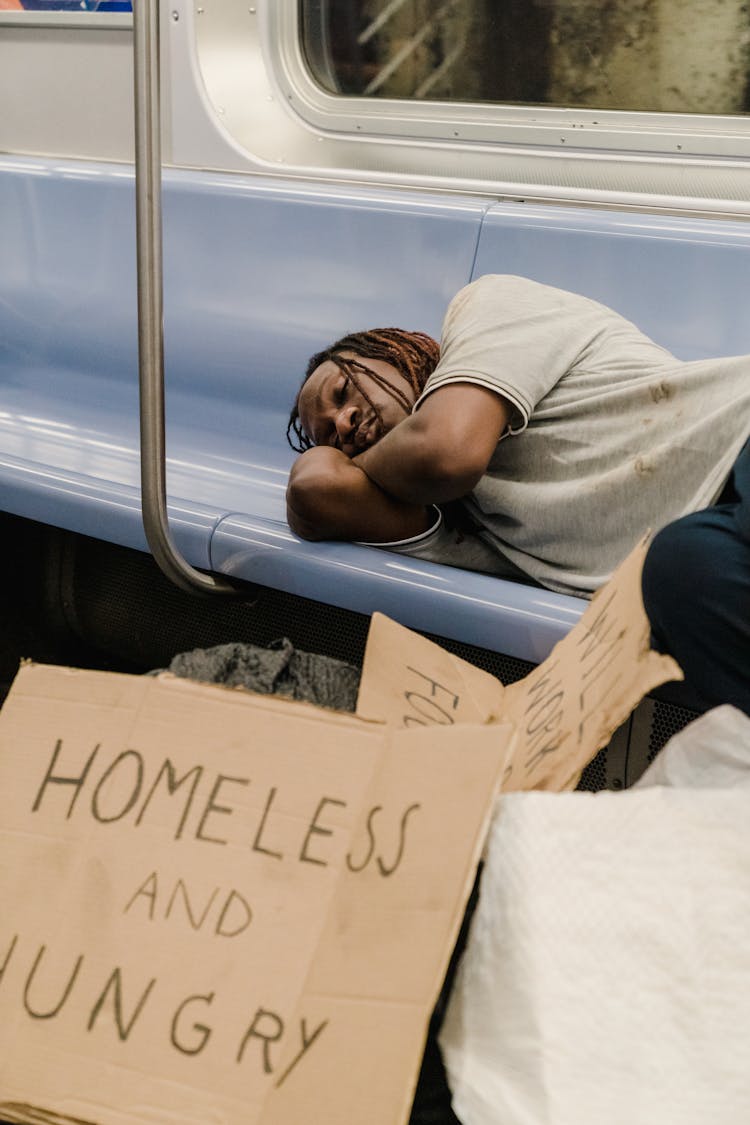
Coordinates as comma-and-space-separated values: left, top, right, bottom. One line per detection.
414, 274, 603, 431
358, 505, 525, 579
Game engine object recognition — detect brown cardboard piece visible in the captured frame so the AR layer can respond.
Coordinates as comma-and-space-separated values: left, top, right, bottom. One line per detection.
357, 535, 683, 791
0, 665, 514, 1125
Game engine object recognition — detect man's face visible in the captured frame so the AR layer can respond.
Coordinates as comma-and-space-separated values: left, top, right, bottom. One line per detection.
297, 351, 416, 458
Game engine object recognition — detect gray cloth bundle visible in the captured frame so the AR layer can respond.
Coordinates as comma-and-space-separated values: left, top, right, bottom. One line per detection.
165, 638, 360, 713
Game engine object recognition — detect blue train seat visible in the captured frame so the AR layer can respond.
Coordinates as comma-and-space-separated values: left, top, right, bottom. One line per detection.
2, 155, 749, 666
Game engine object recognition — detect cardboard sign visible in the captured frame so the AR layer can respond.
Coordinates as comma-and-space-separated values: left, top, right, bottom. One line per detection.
358, 536, 682, 791
0, 665, 514, 1125
357, 621, 504, 728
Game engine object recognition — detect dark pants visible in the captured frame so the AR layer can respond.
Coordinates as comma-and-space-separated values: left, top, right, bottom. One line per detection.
642, 438, 750, 716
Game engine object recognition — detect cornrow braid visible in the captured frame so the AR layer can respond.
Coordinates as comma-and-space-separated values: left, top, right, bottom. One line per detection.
286, 327, 440, 453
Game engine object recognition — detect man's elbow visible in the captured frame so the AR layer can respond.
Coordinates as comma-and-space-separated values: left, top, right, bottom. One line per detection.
436, 455, 486, 500
412, 442, 486, 503
286, 501, 324, 540
286, 447, 358, 540
286, 459, 328, 538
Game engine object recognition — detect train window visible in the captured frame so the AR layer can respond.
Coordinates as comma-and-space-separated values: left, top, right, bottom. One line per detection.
301, 0, 750, 116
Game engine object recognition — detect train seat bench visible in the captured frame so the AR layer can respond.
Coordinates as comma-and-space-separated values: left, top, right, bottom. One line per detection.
2, 154, 750, 666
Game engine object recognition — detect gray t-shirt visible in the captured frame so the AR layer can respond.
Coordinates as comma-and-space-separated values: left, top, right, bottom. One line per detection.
387, 274, 750, 596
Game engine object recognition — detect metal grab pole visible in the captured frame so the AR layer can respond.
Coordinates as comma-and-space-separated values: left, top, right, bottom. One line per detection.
133, 0, 236, 596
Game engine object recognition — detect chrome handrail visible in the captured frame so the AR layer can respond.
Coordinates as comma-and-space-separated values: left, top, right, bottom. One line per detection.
133, 0, 236, 596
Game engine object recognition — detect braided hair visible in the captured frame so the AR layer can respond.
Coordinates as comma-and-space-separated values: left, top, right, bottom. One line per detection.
286, 328, 440, 453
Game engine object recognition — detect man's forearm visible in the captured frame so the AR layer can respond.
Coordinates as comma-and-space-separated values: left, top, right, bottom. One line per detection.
353, 416, 440, 505
354, 411, 475, 505
354, 385, 511, 505
286, 446, 432, 542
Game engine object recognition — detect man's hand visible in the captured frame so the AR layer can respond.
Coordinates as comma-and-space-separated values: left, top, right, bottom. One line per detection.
286, 446, 432, 543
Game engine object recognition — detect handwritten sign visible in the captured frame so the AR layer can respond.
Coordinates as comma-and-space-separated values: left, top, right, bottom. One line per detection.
0, 666, 513, 1125
357, 536, 682, 791
357, 619, 505, 729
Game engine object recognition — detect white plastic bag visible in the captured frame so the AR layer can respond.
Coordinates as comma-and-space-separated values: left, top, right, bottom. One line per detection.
440, 707, 750, 1125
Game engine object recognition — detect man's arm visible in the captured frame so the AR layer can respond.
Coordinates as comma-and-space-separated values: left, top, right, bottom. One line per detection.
354, 383, 511, 504
286, 446, 433, 542
286, 383, 510, 542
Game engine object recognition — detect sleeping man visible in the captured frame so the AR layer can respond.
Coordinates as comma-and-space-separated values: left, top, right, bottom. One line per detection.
286, 275, 750, 715
286, 274, 750, 592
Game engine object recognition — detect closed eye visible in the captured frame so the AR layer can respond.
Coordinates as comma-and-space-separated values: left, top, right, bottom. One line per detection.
334, 375, 350, 405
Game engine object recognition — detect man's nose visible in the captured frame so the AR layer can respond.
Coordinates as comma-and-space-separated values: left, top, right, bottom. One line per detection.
334, 405, 358, 445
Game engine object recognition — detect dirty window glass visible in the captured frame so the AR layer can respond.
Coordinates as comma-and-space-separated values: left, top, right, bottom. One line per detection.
301, 0, 750, 115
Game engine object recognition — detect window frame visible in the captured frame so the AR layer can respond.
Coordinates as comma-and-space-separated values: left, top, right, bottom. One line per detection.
271, 0, 750, 161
